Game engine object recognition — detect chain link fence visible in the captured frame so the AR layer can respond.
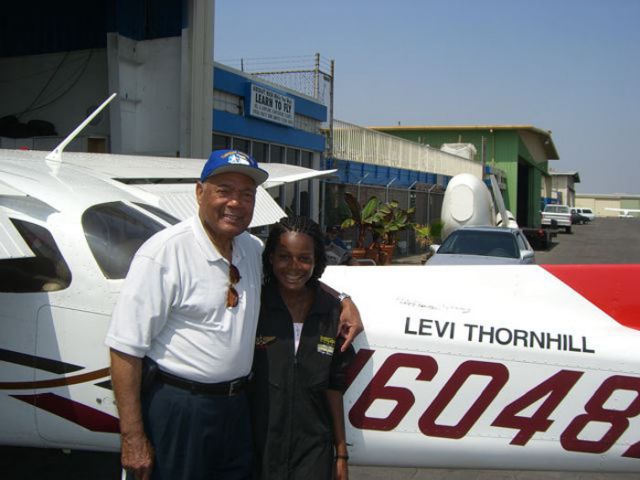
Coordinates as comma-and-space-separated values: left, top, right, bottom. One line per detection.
217, 54, 333, 105
324, 182, 445, 257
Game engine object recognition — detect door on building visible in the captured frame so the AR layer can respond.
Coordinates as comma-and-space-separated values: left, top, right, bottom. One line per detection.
517, 161, 531, 227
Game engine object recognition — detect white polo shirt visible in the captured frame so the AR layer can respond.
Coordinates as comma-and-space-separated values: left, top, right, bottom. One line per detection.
105, 216, 263, 383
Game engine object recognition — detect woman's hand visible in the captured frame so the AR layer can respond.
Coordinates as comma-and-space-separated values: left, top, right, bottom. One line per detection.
338, 297, 363, 351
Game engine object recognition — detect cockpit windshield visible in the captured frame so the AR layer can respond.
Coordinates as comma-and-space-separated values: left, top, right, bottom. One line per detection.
82, 202, 171, 279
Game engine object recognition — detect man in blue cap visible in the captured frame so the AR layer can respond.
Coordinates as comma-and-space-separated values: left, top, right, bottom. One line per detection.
106, 150, 362, 480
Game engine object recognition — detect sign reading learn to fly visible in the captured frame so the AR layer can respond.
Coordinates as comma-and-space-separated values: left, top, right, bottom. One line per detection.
249, 84, 295, 127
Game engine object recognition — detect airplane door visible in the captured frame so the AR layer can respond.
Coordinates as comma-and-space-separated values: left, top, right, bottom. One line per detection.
34, 305, 120, 450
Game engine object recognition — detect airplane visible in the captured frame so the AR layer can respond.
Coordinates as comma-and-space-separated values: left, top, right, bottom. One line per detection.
1, 103, 639, 474
605, 207, 640, 218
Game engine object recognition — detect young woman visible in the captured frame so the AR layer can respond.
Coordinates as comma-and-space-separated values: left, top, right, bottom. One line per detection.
251, 216, 354, 480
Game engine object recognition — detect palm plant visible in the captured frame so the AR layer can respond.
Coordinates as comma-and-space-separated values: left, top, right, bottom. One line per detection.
340, 194, 380, 249
373, 200, 415, 245
414, 221, 444, 262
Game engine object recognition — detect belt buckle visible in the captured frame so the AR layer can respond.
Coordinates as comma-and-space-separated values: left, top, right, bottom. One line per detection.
228, 378, 241, 395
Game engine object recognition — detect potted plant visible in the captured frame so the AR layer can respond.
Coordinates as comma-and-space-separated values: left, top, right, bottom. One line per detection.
371, 201, 415, 265
340, 194, 380, 259
414, 221, 444, 264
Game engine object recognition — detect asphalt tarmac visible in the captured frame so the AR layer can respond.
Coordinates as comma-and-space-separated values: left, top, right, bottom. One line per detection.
534, 217, 640, 264
2, 217, 638, 479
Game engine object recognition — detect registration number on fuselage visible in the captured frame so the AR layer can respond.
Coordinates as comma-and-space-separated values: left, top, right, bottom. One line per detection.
346, 349, 640, 459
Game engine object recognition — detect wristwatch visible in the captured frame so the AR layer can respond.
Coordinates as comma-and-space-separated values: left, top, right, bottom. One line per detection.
337, 292, 351, 302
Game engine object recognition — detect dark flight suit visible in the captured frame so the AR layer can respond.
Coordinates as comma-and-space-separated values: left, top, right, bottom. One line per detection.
250, 283, 355, 480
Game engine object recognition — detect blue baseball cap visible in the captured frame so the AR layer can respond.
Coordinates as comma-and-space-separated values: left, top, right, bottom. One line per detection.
200, 150, 269, 185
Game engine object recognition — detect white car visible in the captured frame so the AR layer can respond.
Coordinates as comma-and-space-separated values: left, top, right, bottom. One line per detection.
576, 208, 596, 221
426, 226, 536, 265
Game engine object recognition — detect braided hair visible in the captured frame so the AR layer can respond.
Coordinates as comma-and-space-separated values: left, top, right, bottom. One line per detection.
262, 215, 328, 286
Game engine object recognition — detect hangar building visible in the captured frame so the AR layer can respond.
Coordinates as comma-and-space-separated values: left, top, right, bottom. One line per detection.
370, 125, 560, 228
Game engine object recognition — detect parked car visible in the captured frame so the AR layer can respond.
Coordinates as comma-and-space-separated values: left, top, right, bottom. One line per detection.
576, 208, 596, 221
426, 226, 536, 265
570, 208, 590, 224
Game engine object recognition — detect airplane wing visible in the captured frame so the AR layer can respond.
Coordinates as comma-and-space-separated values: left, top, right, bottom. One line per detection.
261, 163, 337, 189
53, 151, 336, 228
605, 207, 640, 217
56, 152, 336, 187
136, 183, 287, 228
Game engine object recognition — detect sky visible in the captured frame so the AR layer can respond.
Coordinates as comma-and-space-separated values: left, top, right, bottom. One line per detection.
214, 0, 640, 195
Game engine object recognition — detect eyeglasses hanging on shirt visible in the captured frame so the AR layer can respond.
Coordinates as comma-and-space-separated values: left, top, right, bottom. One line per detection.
227, 263, 241, 308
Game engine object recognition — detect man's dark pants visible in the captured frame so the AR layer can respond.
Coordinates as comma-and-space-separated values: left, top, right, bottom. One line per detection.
132, 381, 252, 480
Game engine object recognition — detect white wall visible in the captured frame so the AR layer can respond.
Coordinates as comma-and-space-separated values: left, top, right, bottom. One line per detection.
107, 34, 182, 156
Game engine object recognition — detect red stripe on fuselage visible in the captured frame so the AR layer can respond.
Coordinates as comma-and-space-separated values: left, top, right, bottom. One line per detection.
541, 264, 640, 331
11, 393, 120, 433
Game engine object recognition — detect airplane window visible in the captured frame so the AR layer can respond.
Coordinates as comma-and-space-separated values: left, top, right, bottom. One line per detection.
0, 220, 72, 293
132, 202, 180, 225
82, 202, 166, 279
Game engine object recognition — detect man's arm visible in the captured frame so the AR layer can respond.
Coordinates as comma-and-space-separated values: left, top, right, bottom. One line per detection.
319, 282, 364, 351
110, 349, 154, 480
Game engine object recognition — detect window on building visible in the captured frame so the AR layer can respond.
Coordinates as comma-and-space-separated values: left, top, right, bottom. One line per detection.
252, 142, 269, 164
300, 151, 314, 217
213, 91, 243, 115
284, 148, 299, 214
300, 150, 312, 168
212, 134, 230, 151
286, 148, 300, 166
270, 145, 284, 164
298, 180, 310, 217
232, 138, 250, 154
266, 145, 284, 206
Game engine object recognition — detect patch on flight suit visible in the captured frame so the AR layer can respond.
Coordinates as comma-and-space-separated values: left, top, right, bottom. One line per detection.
255, 335, 277, 349
317, 336, 335, 356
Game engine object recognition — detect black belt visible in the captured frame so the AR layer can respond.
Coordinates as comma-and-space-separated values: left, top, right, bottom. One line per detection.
157, 370, 251, 396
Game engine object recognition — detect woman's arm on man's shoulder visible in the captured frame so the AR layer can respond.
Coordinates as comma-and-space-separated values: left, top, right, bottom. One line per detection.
318, 282, 364, 351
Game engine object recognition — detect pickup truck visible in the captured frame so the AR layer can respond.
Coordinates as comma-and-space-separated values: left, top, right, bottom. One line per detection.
541, 204, 572, 233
